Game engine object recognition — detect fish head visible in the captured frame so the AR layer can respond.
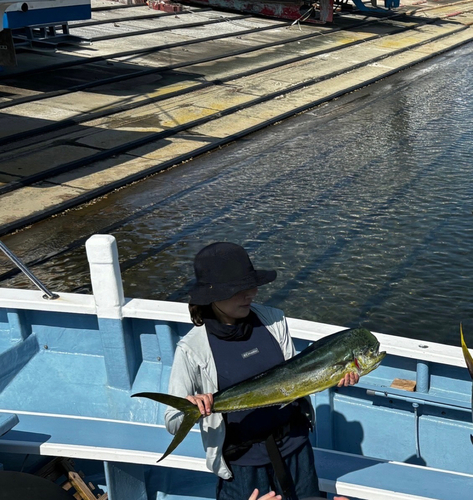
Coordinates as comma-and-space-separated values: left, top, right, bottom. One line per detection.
349, 329, 386, 375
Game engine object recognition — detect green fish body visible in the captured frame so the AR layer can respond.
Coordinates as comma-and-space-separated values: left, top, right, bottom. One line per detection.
133, 327, 386, 461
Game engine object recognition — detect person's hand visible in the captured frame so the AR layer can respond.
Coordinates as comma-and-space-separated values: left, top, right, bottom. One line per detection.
248, 489, 281, 500
337, 372, 360, 387
334, 497, 350, 500
186, 393, 213, 416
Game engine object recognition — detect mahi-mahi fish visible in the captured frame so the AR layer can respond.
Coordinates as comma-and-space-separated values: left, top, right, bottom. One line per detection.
460, 324, 473, 444
133, 327, 386, 462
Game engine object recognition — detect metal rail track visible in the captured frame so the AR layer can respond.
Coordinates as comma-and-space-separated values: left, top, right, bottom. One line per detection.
0, 98, 420, 282
0, 16, 351, 109
0, 4, 472, 239
0, 111, 466, 288
0, 18, 460, 193
0, 14, 281, 81
0, 14, 410, 142
72, 9, 207, 28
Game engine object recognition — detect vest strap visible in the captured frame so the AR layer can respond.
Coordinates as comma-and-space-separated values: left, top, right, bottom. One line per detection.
265, 434, 298, 500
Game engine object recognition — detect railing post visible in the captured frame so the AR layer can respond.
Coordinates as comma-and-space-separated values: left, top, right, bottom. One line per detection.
154, 322, 180, 420
7, 309, 29, 342
416, 360, 430, 394
86, 234, 136, 390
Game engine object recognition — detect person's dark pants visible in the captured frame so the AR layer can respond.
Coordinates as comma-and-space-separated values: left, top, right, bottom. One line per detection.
216, 440, 321, 500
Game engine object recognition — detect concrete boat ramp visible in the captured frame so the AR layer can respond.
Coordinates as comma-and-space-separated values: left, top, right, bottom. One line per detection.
0, 0, 472, 237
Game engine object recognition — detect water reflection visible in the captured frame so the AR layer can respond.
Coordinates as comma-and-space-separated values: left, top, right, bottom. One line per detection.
2, 43, 473, 346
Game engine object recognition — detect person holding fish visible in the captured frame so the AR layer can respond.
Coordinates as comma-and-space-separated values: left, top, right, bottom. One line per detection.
163, 242, 360, 500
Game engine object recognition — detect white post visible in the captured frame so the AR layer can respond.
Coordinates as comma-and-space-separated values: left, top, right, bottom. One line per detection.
85, 235, 135, 390
85, 234, 124, 319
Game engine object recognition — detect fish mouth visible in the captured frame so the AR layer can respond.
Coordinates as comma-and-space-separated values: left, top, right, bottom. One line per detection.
373, 350, 387, 368
373, 341, 386, 362
355, 342, 386, 374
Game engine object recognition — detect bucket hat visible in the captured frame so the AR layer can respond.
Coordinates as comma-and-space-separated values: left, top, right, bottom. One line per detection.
188, 242, 276, 305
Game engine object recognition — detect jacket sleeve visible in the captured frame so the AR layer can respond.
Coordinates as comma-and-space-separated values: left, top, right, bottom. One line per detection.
164, 343, 202, 435
279, 315, 296, 360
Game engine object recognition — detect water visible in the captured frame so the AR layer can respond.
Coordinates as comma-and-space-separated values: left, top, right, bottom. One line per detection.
2, 43, 473, 346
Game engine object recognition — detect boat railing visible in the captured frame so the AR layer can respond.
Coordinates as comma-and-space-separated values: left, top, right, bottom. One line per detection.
0, 240, 58, 300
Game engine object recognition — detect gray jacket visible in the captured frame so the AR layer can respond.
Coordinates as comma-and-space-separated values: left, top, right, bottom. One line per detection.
164, 303, 295, 479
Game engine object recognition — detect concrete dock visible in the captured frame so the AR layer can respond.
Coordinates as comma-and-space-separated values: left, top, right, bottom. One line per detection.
0, 0, 473, 236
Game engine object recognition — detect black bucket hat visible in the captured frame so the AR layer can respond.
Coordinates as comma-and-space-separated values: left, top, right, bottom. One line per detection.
188, 242, 277, 305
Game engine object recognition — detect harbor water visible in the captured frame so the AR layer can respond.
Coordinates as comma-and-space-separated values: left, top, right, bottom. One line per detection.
2, 42, 473, 347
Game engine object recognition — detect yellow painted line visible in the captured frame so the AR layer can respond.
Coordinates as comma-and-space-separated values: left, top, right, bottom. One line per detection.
175, 29, 378, 85
144, 80, 201, 99
185, 25, 473, 140
4, 21, 469, 167
0, 21, 415, 133
2, 13, 472, 220
226, 23, 462, 93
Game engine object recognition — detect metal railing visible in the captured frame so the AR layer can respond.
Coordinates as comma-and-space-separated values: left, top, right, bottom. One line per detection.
0, 241, 58, 299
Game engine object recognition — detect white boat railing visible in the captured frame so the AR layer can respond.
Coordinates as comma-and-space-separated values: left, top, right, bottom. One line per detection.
0, 233, 467, 369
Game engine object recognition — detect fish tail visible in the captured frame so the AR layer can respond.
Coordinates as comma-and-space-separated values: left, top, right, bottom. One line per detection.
460, 324, 473, 380
132, 392, 202, 462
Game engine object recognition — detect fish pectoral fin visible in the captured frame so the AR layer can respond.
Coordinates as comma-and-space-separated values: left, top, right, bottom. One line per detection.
333, 361, 348, 372
279, 400, 296, 409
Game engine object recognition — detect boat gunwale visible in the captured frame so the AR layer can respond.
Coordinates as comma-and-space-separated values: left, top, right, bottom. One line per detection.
0, 287, 466, 369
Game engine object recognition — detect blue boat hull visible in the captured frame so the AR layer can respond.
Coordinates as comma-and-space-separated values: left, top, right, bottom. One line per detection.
0, 234, 472, 499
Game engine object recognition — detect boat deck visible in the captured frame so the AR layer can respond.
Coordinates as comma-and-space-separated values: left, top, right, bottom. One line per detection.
2, 409, 473, 499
